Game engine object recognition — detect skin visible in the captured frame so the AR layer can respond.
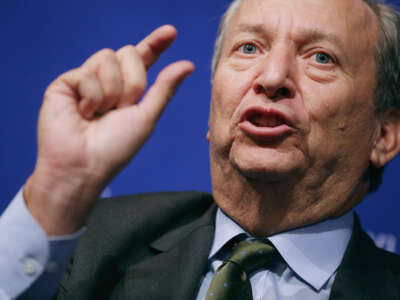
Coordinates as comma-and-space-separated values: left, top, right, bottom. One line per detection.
208, 0, 400, 236
24, 25, 194, 235
24, 0, 400, 237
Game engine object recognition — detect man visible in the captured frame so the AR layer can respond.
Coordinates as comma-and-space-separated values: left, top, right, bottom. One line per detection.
1, 0, 400, 299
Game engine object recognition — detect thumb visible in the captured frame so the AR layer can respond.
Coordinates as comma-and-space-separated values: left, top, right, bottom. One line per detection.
139, 60, 195, 123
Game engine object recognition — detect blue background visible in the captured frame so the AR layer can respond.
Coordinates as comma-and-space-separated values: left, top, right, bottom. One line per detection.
1, 0, 399, 253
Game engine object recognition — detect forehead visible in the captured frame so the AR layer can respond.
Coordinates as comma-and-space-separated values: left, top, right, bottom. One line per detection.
226, 0, 379, 57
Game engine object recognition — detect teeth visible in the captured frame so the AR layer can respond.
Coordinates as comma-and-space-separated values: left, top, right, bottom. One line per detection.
250, 114, 284, 127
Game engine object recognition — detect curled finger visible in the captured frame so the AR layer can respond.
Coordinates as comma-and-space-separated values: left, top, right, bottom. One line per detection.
115, 45, 147, 108
77, 72, 104, 119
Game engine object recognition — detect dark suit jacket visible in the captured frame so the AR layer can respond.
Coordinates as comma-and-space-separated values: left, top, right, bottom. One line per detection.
54, 191, 400, 300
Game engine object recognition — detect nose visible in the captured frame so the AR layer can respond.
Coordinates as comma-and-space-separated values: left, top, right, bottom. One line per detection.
253, 45, 296, 101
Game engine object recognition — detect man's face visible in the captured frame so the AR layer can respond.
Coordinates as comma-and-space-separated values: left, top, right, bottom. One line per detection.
208, 0, 380, 192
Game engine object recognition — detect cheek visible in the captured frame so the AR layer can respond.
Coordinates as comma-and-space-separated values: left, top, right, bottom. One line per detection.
303, 78, 352, 126
208, 74, 236, 147
303, 82, 376, 158
210, 66, 253, 125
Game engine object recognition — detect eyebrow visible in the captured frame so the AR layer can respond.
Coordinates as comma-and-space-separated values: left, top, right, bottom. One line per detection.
236, 23, 345, 50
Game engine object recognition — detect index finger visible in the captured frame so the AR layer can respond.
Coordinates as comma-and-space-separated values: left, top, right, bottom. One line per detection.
136, 25, 178, 69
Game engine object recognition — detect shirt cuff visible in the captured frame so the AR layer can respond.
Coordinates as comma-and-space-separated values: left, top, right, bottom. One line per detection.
0, 188, 85, 300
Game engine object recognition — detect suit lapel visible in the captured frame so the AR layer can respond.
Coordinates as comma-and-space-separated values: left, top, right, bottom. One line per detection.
329, 215, 395, 300
122, 204, 217, 300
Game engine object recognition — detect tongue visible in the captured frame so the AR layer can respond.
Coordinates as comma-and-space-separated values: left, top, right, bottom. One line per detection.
250, 114, 284, 127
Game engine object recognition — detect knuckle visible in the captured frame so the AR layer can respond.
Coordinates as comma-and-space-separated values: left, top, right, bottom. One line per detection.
118, 45, 137, 57
97, 48, 115, 58
85, 48, 117, 70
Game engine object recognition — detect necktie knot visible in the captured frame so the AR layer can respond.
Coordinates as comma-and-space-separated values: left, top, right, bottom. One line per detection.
205, 238, 280, 300
228, 239, 279, 275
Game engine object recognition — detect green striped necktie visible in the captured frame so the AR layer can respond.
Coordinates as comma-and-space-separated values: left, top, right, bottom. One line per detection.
205, 239, 280, 300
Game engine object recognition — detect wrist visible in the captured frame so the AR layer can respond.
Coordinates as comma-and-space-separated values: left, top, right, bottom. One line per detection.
24, 166, 105, 236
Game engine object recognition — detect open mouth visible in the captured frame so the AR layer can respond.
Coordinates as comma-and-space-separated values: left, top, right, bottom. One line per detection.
248, 114, 286, 127
242, 107, 291, 127
239, 107, 294, 139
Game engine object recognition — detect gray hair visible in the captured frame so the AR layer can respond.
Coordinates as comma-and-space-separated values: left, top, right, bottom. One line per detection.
211, 0, 400, 192
371, 2, 400, 112
211, 0, 243, 77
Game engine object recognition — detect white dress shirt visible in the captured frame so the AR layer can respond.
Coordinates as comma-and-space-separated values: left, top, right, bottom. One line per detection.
196, 209, 353, 300
0, 190, 83, 300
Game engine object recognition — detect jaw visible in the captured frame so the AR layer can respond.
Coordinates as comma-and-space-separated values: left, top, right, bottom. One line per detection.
208, 133, 371, 236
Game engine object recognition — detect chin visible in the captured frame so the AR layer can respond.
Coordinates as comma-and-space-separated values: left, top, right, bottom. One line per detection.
229, 144, 306, 182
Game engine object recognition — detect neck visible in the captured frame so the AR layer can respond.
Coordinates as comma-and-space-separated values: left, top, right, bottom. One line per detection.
210, 157, 368, 236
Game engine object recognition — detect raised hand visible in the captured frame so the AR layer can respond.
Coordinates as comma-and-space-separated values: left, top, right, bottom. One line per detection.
24, 25, 194, 235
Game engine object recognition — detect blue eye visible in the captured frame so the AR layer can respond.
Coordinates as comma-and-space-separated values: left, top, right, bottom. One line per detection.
241, 43, 257, 54
315, 52, 332, 64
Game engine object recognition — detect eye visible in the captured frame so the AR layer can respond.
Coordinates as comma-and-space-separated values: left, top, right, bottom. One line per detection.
239, 43, 258, 54
314, 52, 333, 64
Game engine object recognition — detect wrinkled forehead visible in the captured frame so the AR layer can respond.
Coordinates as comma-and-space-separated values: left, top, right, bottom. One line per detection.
226, 0, 379, 55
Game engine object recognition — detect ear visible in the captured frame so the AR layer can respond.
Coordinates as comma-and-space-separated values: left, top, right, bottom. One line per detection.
206, 130, 210, 142
370, 110, 400, 168
206, 114, 211, 142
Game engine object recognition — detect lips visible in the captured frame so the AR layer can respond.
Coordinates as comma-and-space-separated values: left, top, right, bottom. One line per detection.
238, 107, 295, 139
248, 114, 286, 127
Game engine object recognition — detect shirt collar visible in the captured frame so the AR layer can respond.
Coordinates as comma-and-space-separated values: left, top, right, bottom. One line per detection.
209, 208, 354, 291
